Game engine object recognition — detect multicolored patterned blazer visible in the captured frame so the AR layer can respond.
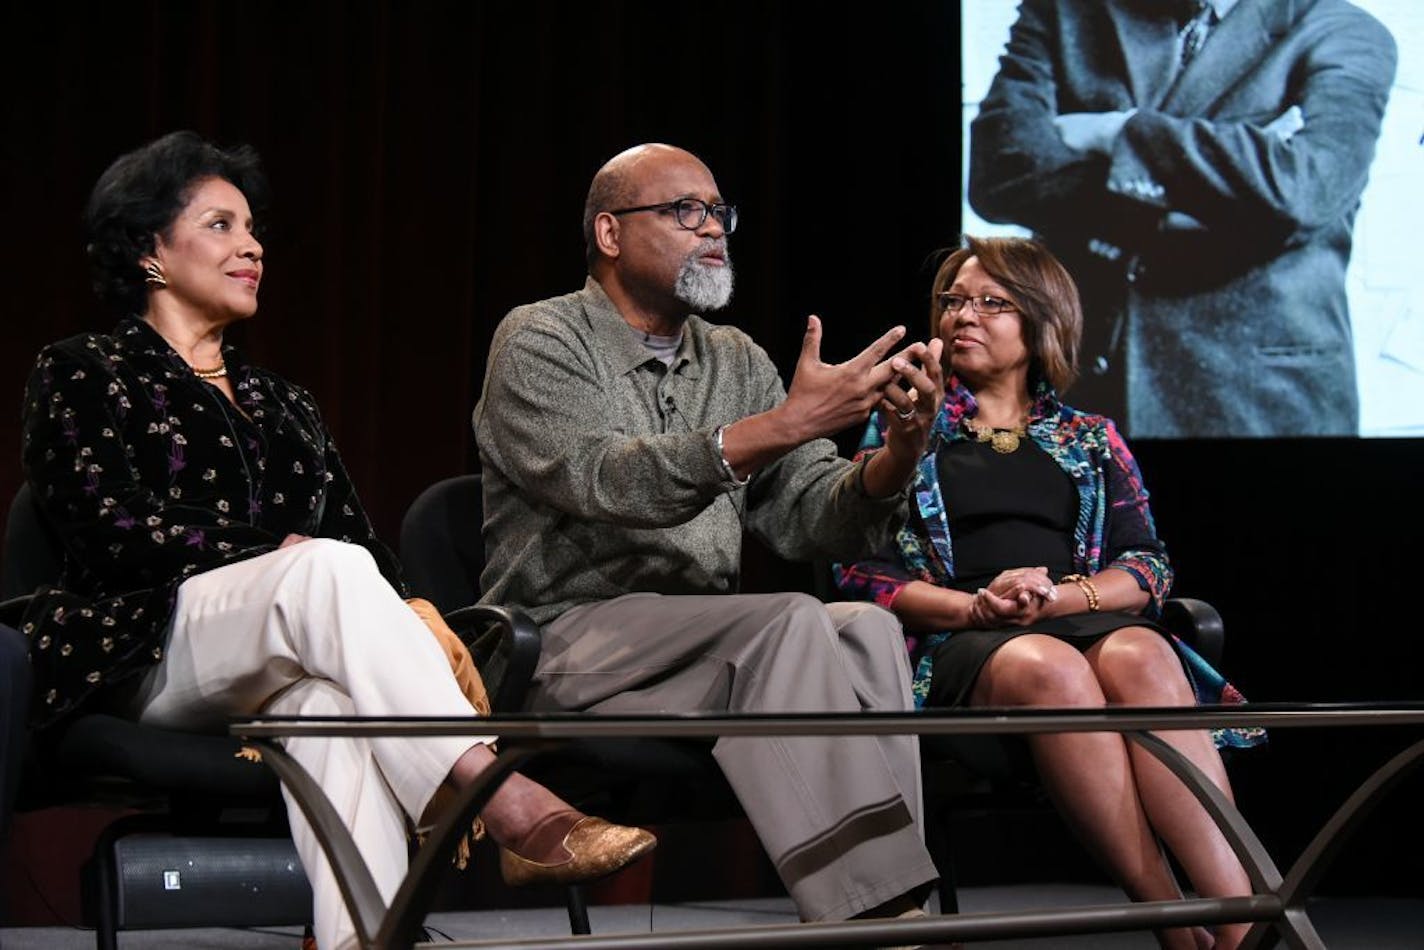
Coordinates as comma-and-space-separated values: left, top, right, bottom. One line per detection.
835, 377, 1263, 748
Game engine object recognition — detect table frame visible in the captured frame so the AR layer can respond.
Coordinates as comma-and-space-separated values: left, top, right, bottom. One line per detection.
231, 703, 1424, 950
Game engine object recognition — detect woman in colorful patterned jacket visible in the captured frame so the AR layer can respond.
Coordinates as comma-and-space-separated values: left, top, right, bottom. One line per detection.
836, 235, 1263, 950
21, 131, 652, 950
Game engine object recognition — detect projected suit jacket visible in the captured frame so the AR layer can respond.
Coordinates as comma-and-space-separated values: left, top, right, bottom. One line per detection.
968, 0, 1396, 437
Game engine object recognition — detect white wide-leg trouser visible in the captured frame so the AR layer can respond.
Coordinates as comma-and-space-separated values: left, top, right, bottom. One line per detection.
131, 539, 493, 950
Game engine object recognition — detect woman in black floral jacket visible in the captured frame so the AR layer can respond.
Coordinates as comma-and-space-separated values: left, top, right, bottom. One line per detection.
21, 132, 652, 950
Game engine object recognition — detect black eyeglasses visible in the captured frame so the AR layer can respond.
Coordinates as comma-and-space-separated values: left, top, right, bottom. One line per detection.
607, 198, 738, 234
937, 292, 1018, 315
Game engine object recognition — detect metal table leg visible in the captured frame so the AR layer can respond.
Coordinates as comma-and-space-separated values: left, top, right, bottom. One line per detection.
255, 739, 557, 950
1127, 730, 1326, 949
1241, 737, 1424, 950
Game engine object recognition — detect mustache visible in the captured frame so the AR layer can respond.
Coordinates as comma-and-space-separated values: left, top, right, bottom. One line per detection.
687, 237, 730, 261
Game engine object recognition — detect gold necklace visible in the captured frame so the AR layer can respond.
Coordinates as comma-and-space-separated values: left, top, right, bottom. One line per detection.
192, 361, 228, 380
964, 417, 1028, 454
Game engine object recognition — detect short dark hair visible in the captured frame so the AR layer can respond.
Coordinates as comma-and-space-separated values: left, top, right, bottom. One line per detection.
85, 131, 269, 316
931, 236, 1083, 393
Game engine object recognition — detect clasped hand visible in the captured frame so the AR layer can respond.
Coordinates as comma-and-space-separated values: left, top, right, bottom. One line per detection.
968, 566, 1059, 628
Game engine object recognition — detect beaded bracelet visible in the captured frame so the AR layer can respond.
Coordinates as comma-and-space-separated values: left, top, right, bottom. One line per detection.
1061, 573, 1101, 612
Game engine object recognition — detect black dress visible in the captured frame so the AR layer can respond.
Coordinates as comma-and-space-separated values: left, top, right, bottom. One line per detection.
925, 435, 1163, 708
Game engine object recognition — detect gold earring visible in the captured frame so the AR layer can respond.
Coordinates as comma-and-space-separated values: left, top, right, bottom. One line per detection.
143, 260, 168, 289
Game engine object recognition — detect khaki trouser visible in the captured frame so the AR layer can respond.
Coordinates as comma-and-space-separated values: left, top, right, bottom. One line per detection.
537, 592, 937, 921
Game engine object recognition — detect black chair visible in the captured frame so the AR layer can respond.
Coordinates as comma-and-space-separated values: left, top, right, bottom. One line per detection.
399, 476, 744, 927
400, 474, 738, 811
402, 474, 1232, 917
0, 485, 310, 948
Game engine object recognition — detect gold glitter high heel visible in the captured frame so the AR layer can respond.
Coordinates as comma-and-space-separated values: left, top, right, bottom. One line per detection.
499, 812, 656, 887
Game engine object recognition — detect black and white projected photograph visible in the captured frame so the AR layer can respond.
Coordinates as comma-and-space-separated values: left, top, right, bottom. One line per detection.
962, 0, 1421, 438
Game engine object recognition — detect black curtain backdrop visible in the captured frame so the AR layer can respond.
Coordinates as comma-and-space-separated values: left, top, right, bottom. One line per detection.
3, 0, 1421, 895
0, 0, 959, 541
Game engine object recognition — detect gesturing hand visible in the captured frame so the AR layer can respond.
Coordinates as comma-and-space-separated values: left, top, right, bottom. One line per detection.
782, 316, 909, 441
880, 338, 945, 463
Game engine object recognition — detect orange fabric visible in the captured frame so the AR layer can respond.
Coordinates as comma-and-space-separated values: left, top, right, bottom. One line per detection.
405, 597, 490, 866
404, 597, 492, 717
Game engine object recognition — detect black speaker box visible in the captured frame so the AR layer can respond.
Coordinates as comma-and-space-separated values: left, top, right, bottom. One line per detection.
108, 835, 312, 929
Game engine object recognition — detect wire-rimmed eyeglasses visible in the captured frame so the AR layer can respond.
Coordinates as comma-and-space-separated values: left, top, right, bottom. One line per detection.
608, 198, 738, 234
937, 292, 1018, 315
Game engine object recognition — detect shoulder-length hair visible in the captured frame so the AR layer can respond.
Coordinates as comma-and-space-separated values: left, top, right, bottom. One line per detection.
929, 235, 1083, 393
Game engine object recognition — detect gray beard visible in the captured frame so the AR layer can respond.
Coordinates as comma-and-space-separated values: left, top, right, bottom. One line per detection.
674, 243, 734, 312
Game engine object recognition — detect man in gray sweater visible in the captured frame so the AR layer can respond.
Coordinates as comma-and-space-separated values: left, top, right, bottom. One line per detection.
474, 143, 942, 922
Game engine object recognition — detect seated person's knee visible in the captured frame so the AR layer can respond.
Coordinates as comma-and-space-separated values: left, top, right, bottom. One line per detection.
983, 636, 1101, 706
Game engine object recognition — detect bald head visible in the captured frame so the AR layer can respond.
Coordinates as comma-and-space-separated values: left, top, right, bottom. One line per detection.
582, 144, 714, 266
581, 143, 734, 321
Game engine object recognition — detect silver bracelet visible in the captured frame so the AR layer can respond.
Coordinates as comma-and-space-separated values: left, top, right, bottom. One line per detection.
714, 424, 751, 487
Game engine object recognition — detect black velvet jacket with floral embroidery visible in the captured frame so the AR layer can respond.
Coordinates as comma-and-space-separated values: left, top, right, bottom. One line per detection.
20, 318, 403, 726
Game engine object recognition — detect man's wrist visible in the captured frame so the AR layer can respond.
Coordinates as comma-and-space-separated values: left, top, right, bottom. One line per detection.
713, 424, 751, 486
715, 408, 806, 484
764, 401, 812, 448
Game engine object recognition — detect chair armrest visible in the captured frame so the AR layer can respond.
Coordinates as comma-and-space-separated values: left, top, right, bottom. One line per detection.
0, 594, 32, 629
443, 604, 544, 714
1161, 597, 1224, 667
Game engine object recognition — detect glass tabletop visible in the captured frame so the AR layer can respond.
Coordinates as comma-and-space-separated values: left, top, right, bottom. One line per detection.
230, 700, 1424, 739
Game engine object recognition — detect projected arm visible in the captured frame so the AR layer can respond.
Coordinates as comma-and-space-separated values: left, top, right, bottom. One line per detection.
967, 0, 1127, 234
1103, 16, 1397, 244
970, 0, 1397, 249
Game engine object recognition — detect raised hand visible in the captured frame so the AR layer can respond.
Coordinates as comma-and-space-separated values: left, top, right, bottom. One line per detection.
719, 318, 942, 489
879, 338, 945, 464
781, 316, 908, 442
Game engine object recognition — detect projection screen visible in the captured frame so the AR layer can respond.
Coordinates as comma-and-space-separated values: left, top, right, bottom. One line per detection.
961, 0, 1421, 437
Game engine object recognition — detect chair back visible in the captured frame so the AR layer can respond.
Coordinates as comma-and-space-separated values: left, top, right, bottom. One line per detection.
397, 474, 739, 817
398, 474, 485, 612
4, 484, 309, 939
3, 484, 279, 800
2, 483, 64, 601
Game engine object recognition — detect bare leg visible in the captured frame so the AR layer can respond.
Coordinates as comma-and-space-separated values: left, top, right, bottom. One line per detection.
970, 634, 1201, 950
446, 743, 584, 857
1089, 628, 1252, 950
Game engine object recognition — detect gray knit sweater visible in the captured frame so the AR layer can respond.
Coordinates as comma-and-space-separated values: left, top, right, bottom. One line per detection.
473, 278, 906, 624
